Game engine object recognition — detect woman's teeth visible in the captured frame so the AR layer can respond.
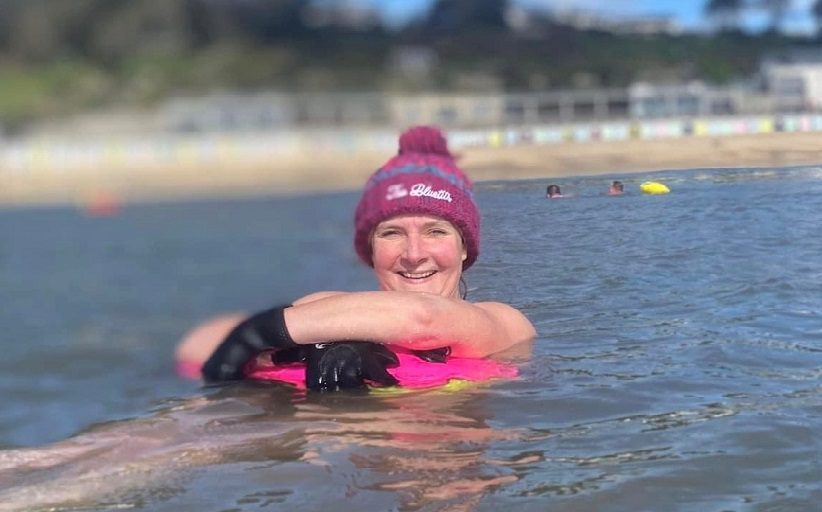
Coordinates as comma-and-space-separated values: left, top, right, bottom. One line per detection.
400, 271, 436, 279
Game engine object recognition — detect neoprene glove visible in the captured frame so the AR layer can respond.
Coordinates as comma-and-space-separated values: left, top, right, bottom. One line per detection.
202, 305, 296, 382
305, 342, 399, 391
412, 347, 451, 363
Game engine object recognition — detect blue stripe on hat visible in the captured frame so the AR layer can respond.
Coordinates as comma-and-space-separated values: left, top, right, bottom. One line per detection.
364, 164, 473, 197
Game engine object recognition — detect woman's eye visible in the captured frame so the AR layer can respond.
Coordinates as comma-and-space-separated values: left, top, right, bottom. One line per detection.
376, 229, 400, 238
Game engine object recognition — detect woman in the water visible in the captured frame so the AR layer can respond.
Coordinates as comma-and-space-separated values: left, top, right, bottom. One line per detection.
608, 180, 625, 195
546, 184, 563, 198
176, 125, 536, 389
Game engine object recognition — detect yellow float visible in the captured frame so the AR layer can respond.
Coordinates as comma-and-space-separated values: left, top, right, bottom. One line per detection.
640, 181, 670, 195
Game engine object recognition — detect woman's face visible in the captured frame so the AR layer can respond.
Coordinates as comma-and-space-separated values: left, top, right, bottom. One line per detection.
371, 214, 467, 298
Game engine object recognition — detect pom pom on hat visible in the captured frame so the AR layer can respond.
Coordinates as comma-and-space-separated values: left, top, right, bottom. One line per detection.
354, 126, 480, 270
398, 125, 453, 157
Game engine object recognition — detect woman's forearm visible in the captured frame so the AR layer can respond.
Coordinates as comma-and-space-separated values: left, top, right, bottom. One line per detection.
284, 291, 440, 346
283, 291, 519, 356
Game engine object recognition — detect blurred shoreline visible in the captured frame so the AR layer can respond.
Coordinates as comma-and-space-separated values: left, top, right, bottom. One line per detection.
3, 131, 822, 207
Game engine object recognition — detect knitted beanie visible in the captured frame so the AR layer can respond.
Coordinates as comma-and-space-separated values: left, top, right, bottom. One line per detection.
354, 126, 480, 270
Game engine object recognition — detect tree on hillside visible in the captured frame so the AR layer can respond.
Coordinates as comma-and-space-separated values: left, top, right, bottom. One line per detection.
704, 0, 745, 31
813, 0, 822, 36
0, 0, 321, 62
0, 0, 24, 49
218, 0, 311, 42
426, 0, 509, 32
2, 0, 196, 61
759, 0, 790, 32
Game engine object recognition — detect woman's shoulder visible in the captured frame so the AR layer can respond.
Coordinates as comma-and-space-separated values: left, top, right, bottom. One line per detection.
472, 300, 524, 315
473, 301, 536, 338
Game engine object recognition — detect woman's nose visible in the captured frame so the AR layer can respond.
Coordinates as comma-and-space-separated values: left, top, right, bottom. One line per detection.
401, 234, 427, 264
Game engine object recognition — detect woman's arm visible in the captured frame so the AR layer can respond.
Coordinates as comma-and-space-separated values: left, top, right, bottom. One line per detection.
176, 290, 535, 372
174, 292, 347, 371
284, 291, 535, 358
175, 313, 246, 372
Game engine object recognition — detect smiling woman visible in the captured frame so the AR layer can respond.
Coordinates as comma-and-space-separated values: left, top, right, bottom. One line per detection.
175, 126, 536, 390
371, 215, 466, 297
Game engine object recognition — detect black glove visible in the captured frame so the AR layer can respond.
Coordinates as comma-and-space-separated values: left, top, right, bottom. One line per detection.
412, 346, 451, 363
305, 342, 399, 392
202, 305, 296, 382
270, 345, 311, 364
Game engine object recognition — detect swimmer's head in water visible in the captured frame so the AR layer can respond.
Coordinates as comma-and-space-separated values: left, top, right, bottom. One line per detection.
354, 126, 480, 269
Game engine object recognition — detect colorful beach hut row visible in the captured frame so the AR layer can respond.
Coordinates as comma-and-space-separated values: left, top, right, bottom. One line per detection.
0, 130, 398, 174
2, 113, 822, 174
450, 113, 822, 148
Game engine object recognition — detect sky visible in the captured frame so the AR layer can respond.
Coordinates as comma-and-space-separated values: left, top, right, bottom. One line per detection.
362, 0, 819, 35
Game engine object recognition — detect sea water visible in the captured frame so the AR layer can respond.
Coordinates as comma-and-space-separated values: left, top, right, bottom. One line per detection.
1, 166, 821, 511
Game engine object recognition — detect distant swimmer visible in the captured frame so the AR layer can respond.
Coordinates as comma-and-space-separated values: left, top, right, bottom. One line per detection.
546, 184, 564, 198
608, 181, 624, 196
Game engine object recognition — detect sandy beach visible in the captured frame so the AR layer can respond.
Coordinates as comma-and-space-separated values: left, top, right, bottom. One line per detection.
3, 131, 822, 206
461, 131, 822, 181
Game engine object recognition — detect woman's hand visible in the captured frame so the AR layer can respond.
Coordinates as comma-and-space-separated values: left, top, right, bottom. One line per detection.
201, 305, 296, 382
304, 342, 399, 391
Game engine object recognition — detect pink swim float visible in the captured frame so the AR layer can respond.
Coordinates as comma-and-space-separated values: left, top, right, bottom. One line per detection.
245, 349, 518, 389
